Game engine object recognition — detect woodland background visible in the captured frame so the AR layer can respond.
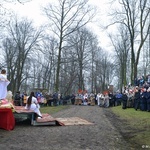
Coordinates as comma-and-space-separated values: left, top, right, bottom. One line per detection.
0, 0, 149, 95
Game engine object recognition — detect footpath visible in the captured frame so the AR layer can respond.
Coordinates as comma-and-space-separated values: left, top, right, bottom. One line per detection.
0, 105, 135, 150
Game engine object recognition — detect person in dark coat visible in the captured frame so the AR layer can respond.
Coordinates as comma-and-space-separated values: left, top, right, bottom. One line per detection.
146, 87, 150, 112
108, 92, 114, 107
71, 93, 75, 105
14, 91, 21, 106
112, 93, 116, 106
134, 88, 141, 111
122, 91, 128, 109
53, 92, 58, 106
140, 88, 147, 111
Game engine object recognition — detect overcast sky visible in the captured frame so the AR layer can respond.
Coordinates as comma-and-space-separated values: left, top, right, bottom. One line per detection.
5, 0, 116, 52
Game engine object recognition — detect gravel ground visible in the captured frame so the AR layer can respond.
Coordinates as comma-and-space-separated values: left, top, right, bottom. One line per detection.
0, 105, 139, 150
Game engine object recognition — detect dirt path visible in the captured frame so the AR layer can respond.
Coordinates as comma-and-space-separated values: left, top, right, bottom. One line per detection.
0, 105, 135, 150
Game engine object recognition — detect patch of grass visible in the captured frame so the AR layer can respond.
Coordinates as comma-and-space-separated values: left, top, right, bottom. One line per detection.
40, 105, 70, 114
111, 106, 150, 146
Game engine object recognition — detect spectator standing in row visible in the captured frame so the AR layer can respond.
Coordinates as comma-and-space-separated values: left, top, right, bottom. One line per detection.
127, 90, 134, 108
140, 88, 147, 111
53, 92, 58, 106
14, 91, 22, 106
122, 91, 128, 109
146, 87, 150, 111
96, 93, 101, 106
134, 88, 141, 110
109, 92, 114, 107
115, 91, 122, 106
104, 93, 109, 108
58, 93, 63, 105
71, 93, 75, 105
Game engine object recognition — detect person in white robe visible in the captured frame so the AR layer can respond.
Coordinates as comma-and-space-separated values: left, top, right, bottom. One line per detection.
96, 93, 101, 106
104, 93, 110, 108
99, 93, 105, 106
0, 69, 10, 100
25, 91, 42, 117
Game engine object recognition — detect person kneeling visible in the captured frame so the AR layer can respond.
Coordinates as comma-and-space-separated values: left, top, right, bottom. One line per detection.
25, 92, 42, 118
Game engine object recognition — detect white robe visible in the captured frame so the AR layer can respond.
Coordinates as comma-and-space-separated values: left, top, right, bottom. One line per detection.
0, 74, 10, 99
96, 94, 101, 106
25, 96, 42, 117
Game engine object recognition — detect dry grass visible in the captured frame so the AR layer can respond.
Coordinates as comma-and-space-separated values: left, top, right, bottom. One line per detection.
40, 105, 70, 114
111, 106, 150, 146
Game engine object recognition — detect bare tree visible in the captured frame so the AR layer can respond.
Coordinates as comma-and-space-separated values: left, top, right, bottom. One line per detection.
109, 25, 130, 90
62, 27, 114, 94
88, 35, 99, 93
138, 39, 150, 79
39, 36, 58, 93
2, 0, 31, 2
43, 0, 96, 92
59, 51, 78, 95
0, 0, 31, 27
2, 16, 42, 93
108, 0, 150, 84
68, 28, 95, 91
94, 49, 115, 93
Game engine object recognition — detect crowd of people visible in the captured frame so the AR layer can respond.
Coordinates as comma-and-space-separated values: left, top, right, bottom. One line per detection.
7, 84, 150, 114
1, 68, 150, 119
11, 75, 150, 120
